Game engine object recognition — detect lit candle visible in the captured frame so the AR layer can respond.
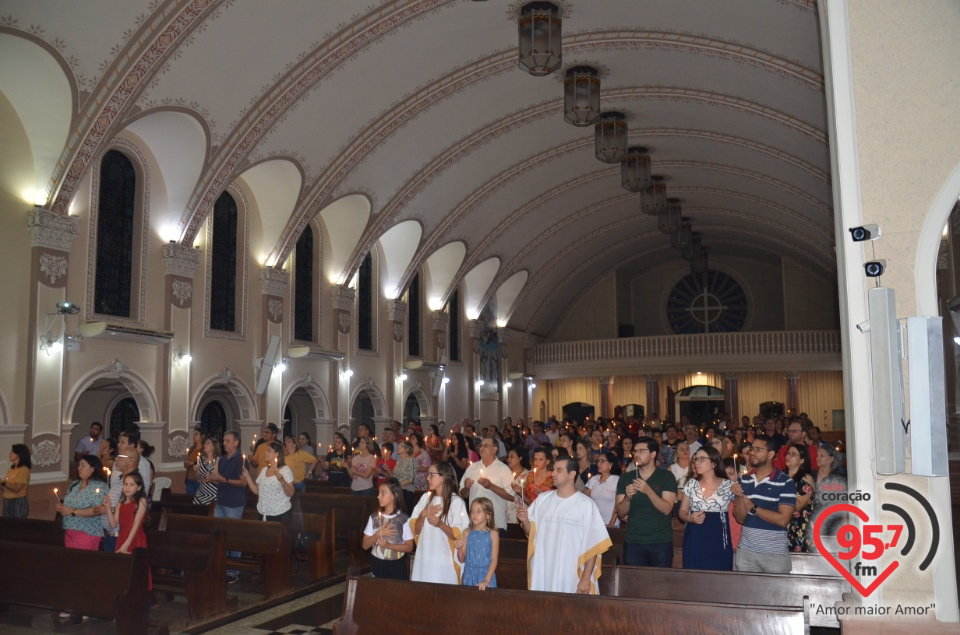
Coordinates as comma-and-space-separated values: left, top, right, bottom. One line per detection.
378, 510, 383, 541
480, 468, 485, 480
53, 487, 60, 503
329, 444, 333, 452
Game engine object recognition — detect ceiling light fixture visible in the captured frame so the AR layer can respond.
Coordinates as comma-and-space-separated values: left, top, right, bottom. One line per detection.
620, 146, 651, 192
658, 198, 682, 234
518, 2, 562, 76
594, 112, 627, 163
641, 175, 667, 216
672, 221, 692, 250
564, 66, 601, 126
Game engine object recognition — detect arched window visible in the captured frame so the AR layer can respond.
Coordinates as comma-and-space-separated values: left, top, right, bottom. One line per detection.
94, 150, 136, 317
357, 252, 373, 351
109, 397, 140, 440
407, 272, 421, 357
210, 192, 238, 332
294, 226, 314, 342
448, 287, 461, 362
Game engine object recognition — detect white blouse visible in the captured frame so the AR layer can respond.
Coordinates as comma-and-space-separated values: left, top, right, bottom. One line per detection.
682, 478, 735, 513
585, 474, 620, 527
256, 465, 294, 517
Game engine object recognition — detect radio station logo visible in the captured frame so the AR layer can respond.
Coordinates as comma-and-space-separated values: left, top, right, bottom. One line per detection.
814, 482, 939, 597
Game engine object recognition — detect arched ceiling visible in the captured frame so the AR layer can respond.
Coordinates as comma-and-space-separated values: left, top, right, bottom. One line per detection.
3, 0, 832, 337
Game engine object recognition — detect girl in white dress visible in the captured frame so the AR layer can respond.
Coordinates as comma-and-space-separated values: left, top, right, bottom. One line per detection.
409, 461, 469, 584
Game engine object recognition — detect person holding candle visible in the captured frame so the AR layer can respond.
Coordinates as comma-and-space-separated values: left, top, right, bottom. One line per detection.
249, 423, 279, 469
442, 432, 470, 482
615, 437, 678, 567
205, 430, 246, 583
523, 448, 554, 503
722, 457, 743, 550
242, 441, 295, 521
409, 462, 469, 584
784, 443, 816, 553
362, 479, 413, 579
56, 454, 109, 551
73, 422, 103, 464
458, 437, 514, 535
346, 437, 377, 496
183, 426, 204, 497
2, 444, 31, 518
393, 441, 417, 512
517, 456, 612, 594
584, 451, 621, 528
679, 446, 735, 570
573, 439, 596, 491
98, 453, 135, 552
102, 471, 152, 589
506, 447, 531, 524
323, 433, 351, 487
193, 435, 220, 506
283, 435, 319, 492
424, 424, 444, 463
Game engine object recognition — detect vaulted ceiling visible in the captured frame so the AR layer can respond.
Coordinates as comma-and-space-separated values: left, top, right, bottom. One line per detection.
1, 0, 832, 337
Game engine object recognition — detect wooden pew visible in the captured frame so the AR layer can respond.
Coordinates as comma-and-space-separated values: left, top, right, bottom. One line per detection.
241, 507, 337, 579
151, 500, 214, 530
0, 517, 233, 623
303, 481, 354, 496
497, 537, 622, 564
606, 564, 848, 629
147, 529, 235, 622
296, 492, 379, 567
0, 539, 149, 635
332, 575, 809, 635
163, 514, 293, 599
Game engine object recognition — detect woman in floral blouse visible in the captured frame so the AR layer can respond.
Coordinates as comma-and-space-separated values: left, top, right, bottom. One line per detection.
785, 443, 816, 552
678, 446, 735, 570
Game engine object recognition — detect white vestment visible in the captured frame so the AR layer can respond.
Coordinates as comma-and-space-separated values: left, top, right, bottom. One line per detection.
409, 492, 470, 584
459, 458, 514, 529
527, 490, 612, 594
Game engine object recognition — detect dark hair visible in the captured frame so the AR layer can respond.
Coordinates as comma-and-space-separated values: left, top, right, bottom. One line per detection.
554, 447, 570, 459
555, 455, 578, 476
692, 446, 726, 480
223, 430, 240, 444
71, 454, 107, 493
138, 440, 155, 458
532, 447, 552, 471
90, 422, 103, 432
408, 431, 424, 449
266, 441, 286, 468
379, 478, 406, 514
451, 433, 468, 460
265, 423, 279, 435
202, 434, 221, 459
299, 432, 313, 445
721, 457, 736, 473
429, 424, 440, 436
507, 446, 531, 471
786, 443, 812, 484
122, 470, 147, 507
10, 444, 31, 470
635, 436, 659, 460
333, 432, 350, 449
753, 436, 776, 453
598, 450, 621, 476
120, 430, 140, 446
381, 442, 394, 454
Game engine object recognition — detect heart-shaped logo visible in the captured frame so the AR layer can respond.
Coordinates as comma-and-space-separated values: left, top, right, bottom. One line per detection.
813, 503, 899, 597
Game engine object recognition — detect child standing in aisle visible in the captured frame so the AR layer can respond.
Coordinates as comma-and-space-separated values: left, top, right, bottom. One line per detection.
457, 497, 499, 589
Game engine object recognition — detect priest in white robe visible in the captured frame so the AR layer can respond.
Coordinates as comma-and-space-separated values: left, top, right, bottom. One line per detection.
518, 456, 612, 594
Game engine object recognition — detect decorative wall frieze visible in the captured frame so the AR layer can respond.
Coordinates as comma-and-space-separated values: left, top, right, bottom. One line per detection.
171, 278, 193, 307
31, 438, 61, 468
167, 432, 189, 458
104, 358, 129, 377
431, 310, 449, 331
260, 266, 289, 297
162, 242, 201, 278
338, 311, 352, 334
28, 207, 80, 252
386, 299, 407, 324
330, 285, 356, 311
39, 252, 68, 285
267, 297, 284, 323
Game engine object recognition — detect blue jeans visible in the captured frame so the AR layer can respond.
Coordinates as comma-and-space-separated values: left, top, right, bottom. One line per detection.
294, 481, 306, 493
184, 479, 200, 497
102, 534, 117, 553
352, 488, 376, 496
623, 541, 674, 568
214, 504, 244, 575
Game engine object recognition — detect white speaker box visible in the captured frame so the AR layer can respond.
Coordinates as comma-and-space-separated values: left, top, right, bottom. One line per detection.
907, 316, 948, 477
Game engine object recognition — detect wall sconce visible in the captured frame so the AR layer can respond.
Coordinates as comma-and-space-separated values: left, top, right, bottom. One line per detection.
39, 334, 62, 354
397, 371, 408, 382
530, 382, 537, 389
476, 379, 485, 387
172, 346, 192, 366
505, 381, 513, 388
442, 377, 451, 385
276, 357, 288, 373
341, 368, 354, 380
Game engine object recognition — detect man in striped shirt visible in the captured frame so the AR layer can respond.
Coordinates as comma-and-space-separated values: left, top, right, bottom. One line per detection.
732, 437, 796, 573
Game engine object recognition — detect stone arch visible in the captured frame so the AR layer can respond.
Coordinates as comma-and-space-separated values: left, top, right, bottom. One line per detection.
349, 379, 387, 419
191, 369, 258, 423
282, 374, 332, 420
404, 383, 432, 418
0, 387, 8, 426
64, 361, 161, 427
916, 161, 960, 315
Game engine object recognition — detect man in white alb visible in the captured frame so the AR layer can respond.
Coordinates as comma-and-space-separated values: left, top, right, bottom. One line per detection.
517, 456, 612, 594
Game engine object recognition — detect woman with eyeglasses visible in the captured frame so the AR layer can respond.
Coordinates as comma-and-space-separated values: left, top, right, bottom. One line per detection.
410, 462, 470, 584
784, 443, 815, 552
584, 451, 621, 527
669, 442, 692, 488
678, 446, 735, 570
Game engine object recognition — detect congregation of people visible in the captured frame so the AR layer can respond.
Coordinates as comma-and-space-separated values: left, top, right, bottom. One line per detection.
2, 409, 849, 607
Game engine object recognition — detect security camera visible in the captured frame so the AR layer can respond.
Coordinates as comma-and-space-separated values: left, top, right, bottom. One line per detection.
856, 321, 871, 334
864, 260, 886, 278
849, 224, 881, 242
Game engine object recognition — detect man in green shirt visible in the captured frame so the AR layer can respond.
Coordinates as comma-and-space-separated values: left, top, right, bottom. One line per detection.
615, 437, 677, 567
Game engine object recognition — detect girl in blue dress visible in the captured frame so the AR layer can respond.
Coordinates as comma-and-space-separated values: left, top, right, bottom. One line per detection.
457, 497, 499, 589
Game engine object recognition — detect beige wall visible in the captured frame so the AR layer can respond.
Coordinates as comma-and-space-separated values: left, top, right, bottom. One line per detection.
550, 272, 618, 342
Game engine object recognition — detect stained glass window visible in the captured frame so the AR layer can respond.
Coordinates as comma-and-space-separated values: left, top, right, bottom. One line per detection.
666, 271, 747, 334
448, 288, 461, 362
358, 252, 373, 350
294, 226, 314, 342
407, 272, 420, 357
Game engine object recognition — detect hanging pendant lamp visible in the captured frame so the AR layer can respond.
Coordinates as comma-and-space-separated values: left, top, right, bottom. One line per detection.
594, 112, 627, 163
641, 175, 667, 216
518, 2, 562, 76
564, 66, 601, 126
658, 198, 682, 234
620, 146, 651, 192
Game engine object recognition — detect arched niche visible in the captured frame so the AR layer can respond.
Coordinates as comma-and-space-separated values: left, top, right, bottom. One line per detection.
350, 379, 386, 439
282, 375, 332, 439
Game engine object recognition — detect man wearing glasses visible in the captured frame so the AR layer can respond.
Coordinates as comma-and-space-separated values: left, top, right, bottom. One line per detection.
773, 419, 818, 471
460, 438, 514, 534
732, 437, 796, 573
614, 437, 677, 567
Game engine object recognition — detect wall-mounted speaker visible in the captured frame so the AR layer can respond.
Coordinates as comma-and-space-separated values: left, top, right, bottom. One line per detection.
907, 316, 948, 477
868, 287, 905, 475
